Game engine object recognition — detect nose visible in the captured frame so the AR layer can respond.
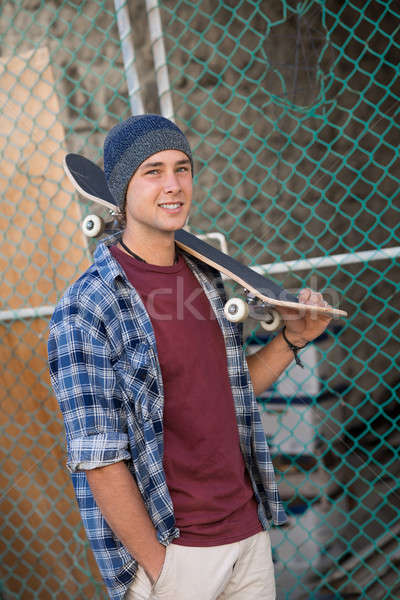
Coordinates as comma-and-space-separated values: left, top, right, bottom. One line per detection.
163, 171, 180, 193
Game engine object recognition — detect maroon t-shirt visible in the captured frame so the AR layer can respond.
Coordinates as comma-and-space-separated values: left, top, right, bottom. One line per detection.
111, 245, 262, 546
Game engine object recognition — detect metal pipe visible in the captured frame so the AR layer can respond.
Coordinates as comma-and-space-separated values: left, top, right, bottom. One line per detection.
114, 0, 144, 115
0, 305, 55, 323
254, 246, 400, 275
198, 232, 229, 255
145, 0, 174, 120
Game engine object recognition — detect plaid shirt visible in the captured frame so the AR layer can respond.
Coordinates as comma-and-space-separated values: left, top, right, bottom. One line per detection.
48, 232, 287, 600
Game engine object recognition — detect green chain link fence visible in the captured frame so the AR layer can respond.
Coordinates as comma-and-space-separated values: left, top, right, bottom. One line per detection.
1, 1, 399, 598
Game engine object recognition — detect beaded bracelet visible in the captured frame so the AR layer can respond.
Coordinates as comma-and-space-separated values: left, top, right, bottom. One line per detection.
281, 326, 308, 368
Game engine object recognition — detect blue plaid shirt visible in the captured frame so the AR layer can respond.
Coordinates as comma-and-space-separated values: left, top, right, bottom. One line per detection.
48, 232, 287, 600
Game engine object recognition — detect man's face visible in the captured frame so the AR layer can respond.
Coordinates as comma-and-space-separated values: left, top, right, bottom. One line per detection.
124, 149, 192, 236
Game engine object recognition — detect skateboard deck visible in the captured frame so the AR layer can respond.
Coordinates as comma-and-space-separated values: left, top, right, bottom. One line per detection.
63, 153, 347, 326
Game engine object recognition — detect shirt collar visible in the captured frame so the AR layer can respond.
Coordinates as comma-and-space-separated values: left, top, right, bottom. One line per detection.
93, 231, 126, 289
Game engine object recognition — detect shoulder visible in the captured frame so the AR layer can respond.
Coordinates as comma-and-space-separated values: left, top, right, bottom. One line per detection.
49, 253, 148, 357
182, 250, 221, 281
49, 263, 117, 339
183, 252, 227, 302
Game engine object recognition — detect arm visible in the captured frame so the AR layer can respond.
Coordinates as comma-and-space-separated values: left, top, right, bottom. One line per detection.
86, 461, 165, 584
48, 309, 164, 582
247, 330, 302, 397
246, 288, 332, 396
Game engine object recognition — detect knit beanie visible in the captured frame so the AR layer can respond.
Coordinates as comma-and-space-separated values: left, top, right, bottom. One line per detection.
103, 114, 193, 209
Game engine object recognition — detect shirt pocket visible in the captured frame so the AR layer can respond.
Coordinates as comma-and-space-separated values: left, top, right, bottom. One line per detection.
113, 341, 161, 421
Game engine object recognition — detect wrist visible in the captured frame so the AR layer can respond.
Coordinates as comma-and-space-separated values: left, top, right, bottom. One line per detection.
145, 544, 166, 585
281, 326, 308, 368
281, 328, 308, 348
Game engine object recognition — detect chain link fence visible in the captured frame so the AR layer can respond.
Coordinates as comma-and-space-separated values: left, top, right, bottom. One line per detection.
1, 1, 399, 598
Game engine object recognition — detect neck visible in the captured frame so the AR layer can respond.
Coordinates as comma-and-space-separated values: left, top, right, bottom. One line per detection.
121, 228, 177, 266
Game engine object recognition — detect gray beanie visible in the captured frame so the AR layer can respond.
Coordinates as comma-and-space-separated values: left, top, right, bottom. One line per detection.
103, 114, 193, 208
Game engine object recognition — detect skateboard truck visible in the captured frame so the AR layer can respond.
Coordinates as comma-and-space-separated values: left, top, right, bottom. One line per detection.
224, 291, 282, 331
82, 210, 121, 238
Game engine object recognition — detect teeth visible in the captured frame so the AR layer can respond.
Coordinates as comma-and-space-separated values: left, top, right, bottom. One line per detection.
159, 203, 181, 209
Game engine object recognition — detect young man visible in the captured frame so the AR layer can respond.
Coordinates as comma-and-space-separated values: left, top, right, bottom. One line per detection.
48, 114, 331, 600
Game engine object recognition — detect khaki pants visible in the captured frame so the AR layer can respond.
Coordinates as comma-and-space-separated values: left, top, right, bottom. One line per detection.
126, 531, 275, 600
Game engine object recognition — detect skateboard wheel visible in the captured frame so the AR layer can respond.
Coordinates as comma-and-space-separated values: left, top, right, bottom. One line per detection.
224, 298, 249, 323
82, 214, 104, 237
260, 310, 282, 332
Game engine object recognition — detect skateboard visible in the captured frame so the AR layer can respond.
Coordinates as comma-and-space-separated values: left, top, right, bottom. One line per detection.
63, 153, 348, 330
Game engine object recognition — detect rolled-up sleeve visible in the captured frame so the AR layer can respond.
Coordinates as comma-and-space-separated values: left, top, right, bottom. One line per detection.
48, 309, 131, 472
67, 432, 130, 472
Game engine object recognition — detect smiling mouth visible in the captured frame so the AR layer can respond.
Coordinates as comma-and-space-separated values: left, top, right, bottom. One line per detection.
158, 202, 183, 209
